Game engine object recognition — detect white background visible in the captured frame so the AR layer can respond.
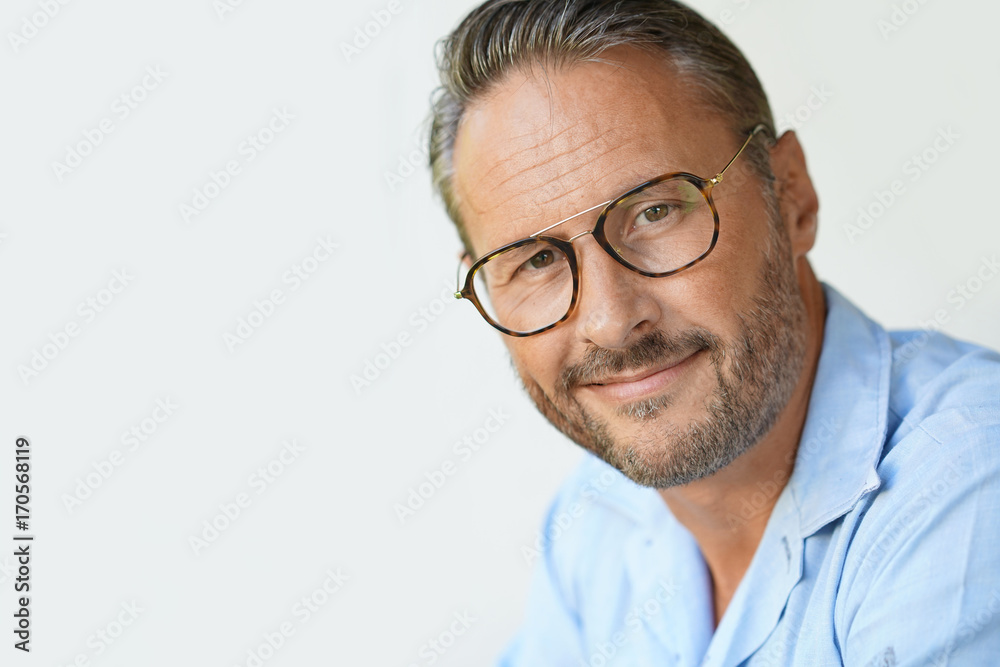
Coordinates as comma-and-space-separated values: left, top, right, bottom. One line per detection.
1, 0, 998, 664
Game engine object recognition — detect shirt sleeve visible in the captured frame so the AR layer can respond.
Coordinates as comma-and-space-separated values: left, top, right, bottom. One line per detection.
838, 411, 1000, 666
495, 493, 589, 667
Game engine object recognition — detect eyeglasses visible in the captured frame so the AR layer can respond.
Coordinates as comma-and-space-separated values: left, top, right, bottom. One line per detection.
454, 124, 768, 337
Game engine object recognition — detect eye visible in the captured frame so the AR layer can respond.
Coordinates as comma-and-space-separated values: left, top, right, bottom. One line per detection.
511, 246, 566, 280
636, 204, 671, 226
527, 249, 555, 269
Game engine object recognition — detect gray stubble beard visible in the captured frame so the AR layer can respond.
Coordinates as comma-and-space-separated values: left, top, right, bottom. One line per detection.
517, 189, 808, 489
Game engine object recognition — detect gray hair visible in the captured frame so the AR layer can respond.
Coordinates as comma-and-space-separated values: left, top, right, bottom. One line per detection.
429, 0, 777, 256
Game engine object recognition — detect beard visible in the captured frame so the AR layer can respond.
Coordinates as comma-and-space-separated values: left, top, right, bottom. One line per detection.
515, 189, 808, 489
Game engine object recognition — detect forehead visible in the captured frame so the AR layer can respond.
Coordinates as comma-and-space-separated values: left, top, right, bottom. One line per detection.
452, 47, 725, 257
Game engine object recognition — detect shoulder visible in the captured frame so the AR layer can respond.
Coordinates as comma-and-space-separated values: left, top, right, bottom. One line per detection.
546, 451, 668, 534
835, 330, 1000, 661
837, 329, 1000, 604
866, 327, 1000, 541
536, 453, 657, 555
528, 453, 659, 599
884, 328, 1000, 459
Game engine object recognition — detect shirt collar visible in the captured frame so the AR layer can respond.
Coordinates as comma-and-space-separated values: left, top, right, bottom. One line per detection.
583, 282, 891, 535
786, 282, 890, 538
709, 283, 894, 666
579, 282, 893, 665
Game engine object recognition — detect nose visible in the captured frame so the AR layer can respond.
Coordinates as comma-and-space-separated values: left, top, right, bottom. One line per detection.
568, 234, 662, 349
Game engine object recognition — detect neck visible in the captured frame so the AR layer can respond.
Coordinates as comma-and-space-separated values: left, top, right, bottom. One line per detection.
657, 264, 826, 627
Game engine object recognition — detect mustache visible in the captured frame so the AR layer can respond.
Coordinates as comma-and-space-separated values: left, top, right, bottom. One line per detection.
560, 327, 720, 391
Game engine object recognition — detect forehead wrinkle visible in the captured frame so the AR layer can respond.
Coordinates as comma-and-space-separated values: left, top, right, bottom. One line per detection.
525, 140, 638, 208
487, 133, 630, 212
536, 163, 629, 209
469, 112, 620, 199
454, 53, 707, 255
486, 138, 631, 220
481, 143, 650, 250
505, 122, 578, 161
473, 123, 579, 193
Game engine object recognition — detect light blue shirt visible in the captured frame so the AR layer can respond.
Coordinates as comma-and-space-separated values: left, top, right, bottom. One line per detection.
498, 283, 1000, 666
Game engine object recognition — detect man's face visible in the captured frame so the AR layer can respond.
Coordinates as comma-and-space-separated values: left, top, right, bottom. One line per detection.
451, 48, 809, 488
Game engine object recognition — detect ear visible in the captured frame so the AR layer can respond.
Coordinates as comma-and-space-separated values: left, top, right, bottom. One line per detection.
769, 130, 819, 260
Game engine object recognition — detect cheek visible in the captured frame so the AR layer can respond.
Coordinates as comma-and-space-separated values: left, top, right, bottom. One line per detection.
637, 219, 763, 338
697, 211, 770, 309
506, 337, 568, 393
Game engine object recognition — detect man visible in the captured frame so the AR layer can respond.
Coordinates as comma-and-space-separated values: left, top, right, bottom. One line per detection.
428, 1, 1000, 664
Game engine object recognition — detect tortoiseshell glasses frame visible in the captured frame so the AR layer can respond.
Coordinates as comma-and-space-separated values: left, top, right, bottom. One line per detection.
453, 124, 769, 337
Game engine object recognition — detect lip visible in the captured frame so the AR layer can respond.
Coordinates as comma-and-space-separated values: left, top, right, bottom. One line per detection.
581, 349, 702, 403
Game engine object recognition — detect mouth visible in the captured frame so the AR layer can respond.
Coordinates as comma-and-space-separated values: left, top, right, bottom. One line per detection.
581, 349, 703, 403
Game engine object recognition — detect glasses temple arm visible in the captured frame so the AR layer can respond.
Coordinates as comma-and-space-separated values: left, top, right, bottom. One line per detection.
455, 253, 470, 298
710, 123, 768, 186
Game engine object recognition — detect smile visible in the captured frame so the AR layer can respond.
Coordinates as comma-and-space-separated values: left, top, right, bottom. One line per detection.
582, 349, 703, 403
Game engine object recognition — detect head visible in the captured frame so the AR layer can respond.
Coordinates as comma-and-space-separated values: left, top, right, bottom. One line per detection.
430, 0, 821, 489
